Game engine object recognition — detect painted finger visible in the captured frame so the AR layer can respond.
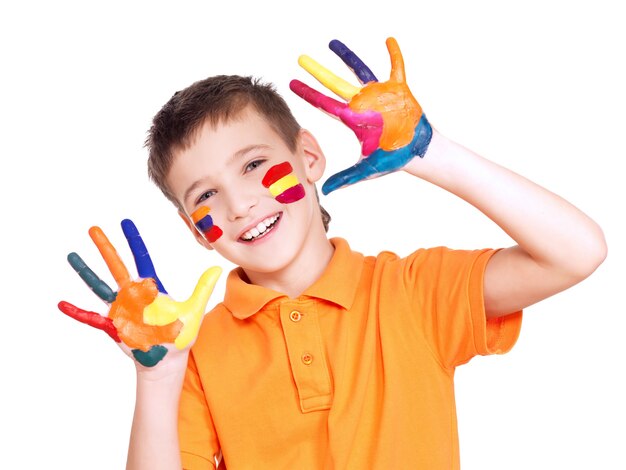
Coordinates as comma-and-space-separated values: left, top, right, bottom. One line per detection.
329, 39, 378, 85
289, 79, 348, 118
290, 80, 383, 156
386, 37, 406, 84
67, 252, 117, 303
174, 266, 222, 349
121, 219, 167, 294
58, 300, 120, 342
297, 55, 360, 100
89, 226, 131, 288
142, 266, 222, 349
321, 157, 385, 195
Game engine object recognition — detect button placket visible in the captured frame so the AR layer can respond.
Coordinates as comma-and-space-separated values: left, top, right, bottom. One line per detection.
279, 302, 332, 413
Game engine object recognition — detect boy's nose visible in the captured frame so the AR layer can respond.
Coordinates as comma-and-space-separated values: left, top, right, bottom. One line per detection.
225, 189, 258, 221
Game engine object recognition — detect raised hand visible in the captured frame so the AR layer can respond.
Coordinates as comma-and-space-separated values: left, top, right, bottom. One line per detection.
58, 219, 221, 368
290, 37, 432, 195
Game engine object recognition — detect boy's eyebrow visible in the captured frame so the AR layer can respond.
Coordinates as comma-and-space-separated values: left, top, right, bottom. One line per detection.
183, 144, 272, 204
229, 144, 272, 164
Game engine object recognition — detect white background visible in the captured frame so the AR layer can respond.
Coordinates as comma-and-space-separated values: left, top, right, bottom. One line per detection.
1, 1, 624, 468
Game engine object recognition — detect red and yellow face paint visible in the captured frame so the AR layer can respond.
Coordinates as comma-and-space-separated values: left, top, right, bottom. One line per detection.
191, 206, 223, 243
262, 162, 305, 203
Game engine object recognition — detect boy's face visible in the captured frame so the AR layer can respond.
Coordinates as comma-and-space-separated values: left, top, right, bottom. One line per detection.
167, 105, 327, 275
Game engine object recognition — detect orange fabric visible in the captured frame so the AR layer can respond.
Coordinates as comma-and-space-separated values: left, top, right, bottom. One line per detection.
179, 238, 522, 469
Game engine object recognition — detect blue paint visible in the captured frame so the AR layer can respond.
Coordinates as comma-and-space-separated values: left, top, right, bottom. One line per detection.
329, 39, 378, 84
122, 219, 167, 294
196, 214, 214, 232
322, 114, 433, 195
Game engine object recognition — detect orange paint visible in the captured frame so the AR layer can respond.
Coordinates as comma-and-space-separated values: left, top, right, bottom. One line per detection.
348, 81, 422, 151
108, 278, 182, 351
191, 206, 210, 224
89, 226, 132, 288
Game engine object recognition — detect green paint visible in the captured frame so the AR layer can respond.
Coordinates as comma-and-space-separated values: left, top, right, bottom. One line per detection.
68, 252, 117, 302
132, 345, 168, 367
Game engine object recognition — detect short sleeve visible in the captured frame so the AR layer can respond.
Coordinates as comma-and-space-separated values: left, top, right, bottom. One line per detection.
467, 249, 522, 356
402, 247, 522, 368
179, 350, 220, 470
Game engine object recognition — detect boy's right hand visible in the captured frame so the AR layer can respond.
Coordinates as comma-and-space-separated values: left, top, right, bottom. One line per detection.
58, 219, 221, 370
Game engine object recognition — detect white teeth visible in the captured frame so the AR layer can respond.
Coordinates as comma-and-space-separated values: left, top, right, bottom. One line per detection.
241, 214, 279, 241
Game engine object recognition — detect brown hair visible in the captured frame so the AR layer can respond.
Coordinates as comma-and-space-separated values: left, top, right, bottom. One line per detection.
145, 75, 330, 231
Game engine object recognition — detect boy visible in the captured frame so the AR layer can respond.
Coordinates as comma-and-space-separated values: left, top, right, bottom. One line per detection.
60, 38, 606, 469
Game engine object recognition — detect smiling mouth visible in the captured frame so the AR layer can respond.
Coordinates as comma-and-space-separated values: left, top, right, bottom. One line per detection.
240, 213, 281, 241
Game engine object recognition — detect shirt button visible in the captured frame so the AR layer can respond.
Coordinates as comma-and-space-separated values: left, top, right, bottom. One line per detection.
289, 310, 302, 322
301, 353, 313, 365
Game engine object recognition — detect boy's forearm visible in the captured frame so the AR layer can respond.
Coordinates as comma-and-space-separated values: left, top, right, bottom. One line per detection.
404, 130, 607, 315
126, 368, 186, 470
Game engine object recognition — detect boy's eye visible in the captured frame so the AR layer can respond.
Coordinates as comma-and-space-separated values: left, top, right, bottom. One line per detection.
245, 159, 265, 173
197, 190, 216, 204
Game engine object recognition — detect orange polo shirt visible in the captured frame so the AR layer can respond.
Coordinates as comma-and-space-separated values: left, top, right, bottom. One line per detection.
178, 238, 522, 469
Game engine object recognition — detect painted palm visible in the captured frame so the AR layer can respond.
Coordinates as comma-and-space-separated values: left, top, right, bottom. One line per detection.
290, 37, 432, 195
58, 219, 221, 367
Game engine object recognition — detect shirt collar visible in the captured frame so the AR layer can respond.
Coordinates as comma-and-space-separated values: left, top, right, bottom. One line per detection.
223, 237, 364, 319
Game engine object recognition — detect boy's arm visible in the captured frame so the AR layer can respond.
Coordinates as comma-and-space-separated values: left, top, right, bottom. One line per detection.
127, 363, 187, 470
403, 130, 606, 318
58, 219, 222, 469
291, 37, 606, 319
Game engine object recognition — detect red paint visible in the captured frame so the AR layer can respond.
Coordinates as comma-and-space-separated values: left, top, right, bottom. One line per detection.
262, 162, 293, 187
276, 184, 305, 204
58, 301, 121, 342
205, 225, 223, 243
289, 79, 384, 156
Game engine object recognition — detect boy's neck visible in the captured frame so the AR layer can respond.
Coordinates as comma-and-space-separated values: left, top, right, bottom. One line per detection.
242, 231, 335, 299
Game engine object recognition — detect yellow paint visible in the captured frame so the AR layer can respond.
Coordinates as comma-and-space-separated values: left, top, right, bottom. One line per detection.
109, 279, 181, 351
269, 174, 299, 198
298, 55, 359, 100
143, 266, 222, 349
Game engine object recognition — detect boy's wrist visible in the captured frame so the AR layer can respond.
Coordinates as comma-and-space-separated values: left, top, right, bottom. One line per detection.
135, 350, 189, 385
402, 127, 445, 177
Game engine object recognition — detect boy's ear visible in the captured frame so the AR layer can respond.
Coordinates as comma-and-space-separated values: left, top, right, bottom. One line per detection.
178, 210, 214, 251
298, 129, 326, 184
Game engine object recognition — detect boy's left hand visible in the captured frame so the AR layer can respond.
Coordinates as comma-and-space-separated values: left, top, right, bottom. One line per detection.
58, 219, 221, 369
290, 37, 432, 195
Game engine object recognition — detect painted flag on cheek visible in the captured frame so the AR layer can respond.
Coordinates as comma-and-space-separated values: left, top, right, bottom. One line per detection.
262, 162, 306, 204
191, 206, 223, 243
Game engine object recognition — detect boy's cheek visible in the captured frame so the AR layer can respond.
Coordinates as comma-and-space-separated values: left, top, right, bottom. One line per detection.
191, 206, 223, 243
262, 162, 305, 204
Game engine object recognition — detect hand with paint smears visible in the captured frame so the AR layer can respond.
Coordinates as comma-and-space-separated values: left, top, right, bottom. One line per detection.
58, 219, 221, 368
290, 37, 432, 195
